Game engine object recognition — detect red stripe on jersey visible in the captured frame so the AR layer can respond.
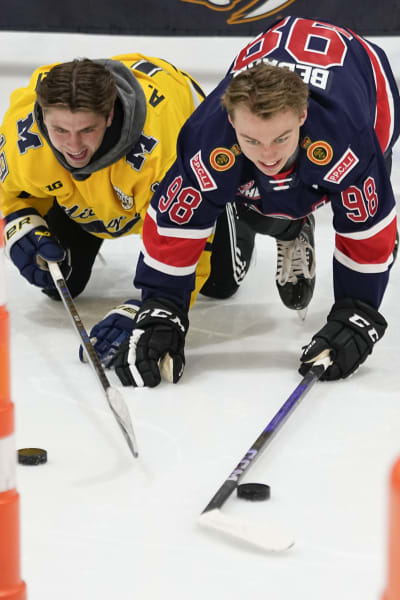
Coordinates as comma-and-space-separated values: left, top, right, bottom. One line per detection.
335, 217, 397, 265
142, 212, 208, 268
352, 33, 392, 152
270, 163, 296, 188
270, 163, 296, 181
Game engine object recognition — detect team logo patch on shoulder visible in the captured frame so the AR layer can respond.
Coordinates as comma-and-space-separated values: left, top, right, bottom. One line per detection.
306, 141, 333, 166
323, 148, 359, 184
209, 147, 235, 171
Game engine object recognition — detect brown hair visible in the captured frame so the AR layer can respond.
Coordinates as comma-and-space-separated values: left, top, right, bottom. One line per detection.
36, 58, 117, 117
222, 63, 309, 120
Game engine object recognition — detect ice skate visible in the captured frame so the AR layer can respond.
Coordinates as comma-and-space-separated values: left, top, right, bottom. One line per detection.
275, 214, 316, 320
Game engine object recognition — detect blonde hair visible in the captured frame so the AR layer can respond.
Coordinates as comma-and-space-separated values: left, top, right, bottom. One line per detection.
222, 63, 309, 119
36, 58, 117, 117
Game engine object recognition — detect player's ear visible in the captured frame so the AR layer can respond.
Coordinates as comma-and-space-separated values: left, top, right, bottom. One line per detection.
227, 113, 235, 128
106, 106, 114, 127
299, 107, 307, 126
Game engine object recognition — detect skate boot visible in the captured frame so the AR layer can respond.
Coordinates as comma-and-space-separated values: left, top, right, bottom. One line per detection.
275, 214, 316, 319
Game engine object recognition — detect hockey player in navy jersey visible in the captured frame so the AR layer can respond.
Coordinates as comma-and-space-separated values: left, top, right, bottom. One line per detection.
110, 16, 399, 386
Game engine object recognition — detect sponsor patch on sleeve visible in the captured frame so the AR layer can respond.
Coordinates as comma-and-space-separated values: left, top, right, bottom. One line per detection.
190, 150, 217, 191
323, 148, 359, 184
209, 147, 236, 171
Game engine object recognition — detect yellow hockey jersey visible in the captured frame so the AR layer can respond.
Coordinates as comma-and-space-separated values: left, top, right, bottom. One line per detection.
0, 53, 211, 302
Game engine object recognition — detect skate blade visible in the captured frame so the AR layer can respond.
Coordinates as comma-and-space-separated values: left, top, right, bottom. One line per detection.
297, 307, 308, 321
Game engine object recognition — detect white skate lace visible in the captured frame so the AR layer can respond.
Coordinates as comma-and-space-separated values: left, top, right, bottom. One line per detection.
276, 234, 316, 286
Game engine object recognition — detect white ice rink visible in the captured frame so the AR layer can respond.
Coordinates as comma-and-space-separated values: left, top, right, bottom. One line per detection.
1, 29, 400, 600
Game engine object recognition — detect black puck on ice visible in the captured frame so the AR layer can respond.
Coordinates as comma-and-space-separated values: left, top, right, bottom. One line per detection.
17, 448, 47, 466
237, 483, 270, 501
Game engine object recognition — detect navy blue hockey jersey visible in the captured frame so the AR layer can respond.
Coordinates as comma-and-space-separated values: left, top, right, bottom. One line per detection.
135, 16, 400, 311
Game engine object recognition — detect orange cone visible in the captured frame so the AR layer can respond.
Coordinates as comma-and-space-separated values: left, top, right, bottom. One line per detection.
382, 458, 400, 600
0, 219, 26, 600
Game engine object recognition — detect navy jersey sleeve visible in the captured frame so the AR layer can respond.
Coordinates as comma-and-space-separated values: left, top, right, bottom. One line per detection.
294, 31, 400, 309
327, 134, 397, 309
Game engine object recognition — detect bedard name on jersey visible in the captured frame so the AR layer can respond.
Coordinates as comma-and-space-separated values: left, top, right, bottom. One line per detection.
112, 16, 400, 387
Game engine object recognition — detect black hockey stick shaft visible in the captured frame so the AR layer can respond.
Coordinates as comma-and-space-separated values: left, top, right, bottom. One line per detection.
202, 353, 331, 513
48, 261, 139, 458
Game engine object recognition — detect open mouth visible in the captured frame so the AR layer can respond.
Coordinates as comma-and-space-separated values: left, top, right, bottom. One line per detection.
259, 159, 280, 170
66, 149, 87, 162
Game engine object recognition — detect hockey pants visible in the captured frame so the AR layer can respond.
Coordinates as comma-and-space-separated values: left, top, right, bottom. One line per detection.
200, 202, 303, 300
43, 200, 103, 299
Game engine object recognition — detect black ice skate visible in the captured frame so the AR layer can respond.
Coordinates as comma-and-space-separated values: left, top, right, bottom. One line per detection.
275, 214, 316, 320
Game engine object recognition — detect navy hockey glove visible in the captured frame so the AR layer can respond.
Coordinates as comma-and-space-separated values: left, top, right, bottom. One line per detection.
299, 298, 387, 381
79, 300, 141, 367
4, 211, 71, 289
112, 298, 189, 388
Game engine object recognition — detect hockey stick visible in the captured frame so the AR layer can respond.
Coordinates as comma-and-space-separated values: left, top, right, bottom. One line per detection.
198, 350, 332, 552
48, 261, 139, 459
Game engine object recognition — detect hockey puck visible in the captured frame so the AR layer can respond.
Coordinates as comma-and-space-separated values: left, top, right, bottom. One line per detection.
237, 483, 270, 501
17, 448, 47, 466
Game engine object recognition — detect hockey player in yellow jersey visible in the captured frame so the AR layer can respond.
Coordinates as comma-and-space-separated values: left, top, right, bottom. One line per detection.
1, 54, 204, 265
0, 54, 212, 366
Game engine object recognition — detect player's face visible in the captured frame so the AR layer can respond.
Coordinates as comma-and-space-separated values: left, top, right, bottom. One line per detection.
229, 106, 307, 176
43, 107, 113, 168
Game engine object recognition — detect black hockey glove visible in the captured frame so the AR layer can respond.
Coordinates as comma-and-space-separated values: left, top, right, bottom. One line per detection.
299, 298, 387, 381
112, 298, 189, 388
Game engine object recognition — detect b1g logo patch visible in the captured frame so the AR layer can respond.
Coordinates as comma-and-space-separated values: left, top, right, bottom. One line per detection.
209, 147, 235, 171
306, 141, 333, 166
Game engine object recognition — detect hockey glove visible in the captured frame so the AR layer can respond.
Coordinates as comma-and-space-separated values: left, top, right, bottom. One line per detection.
79, 300, 141, 367
4, 211, 71, 289
299, 298, 387, 381
112, 298, 189, 388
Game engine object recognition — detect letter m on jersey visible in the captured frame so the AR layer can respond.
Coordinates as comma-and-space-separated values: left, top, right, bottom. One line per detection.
17, 112, 42, 154
126, 133, 158, 171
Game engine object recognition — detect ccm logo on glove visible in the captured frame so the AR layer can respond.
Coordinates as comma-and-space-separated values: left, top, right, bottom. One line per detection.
299, 298, 387, 380
136, 307, 186, 333
348, 313, 380, 342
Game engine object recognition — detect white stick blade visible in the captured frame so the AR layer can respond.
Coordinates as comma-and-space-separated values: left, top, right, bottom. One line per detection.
106, 387, 139, 458
198, 509, 295, 553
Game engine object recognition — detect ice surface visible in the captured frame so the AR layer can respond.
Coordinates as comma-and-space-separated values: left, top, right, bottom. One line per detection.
1, 30, 400, 600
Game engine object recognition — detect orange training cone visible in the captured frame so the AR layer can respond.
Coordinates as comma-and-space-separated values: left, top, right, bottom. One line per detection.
382, 457, 400, 600
0, 218, 26, 599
